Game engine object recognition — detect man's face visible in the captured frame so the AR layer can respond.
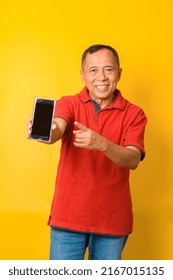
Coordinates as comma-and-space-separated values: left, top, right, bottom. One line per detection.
80, 48, 122, 103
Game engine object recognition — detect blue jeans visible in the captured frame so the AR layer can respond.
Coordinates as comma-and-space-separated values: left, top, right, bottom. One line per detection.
50, 227, 128, 260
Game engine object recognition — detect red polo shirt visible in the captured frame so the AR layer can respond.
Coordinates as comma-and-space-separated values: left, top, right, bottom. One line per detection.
48, 87, 147, 236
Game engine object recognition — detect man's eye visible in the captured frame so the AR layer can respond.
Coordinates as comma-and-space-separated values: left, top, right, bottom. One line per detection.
105, 68, 112, 73
90, 69, 97, 73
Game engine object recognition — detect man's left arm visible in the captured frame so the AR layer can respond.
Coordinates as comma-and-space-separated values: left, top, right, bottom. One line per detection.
73, 121, 141, 170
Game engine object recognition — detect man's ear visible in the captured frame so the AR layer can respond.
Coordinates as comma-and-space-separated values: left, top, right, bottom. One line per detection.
80, 69, 85, 84
118, 68, 122, 81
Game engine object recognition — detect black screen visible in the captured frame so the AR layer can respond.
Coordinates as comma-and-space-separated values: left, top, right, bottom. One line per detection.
31, 100, 54, 140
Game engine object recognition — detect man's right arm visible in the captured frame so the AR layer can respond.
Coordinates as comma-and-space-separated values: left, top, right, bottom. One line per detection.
49, 117, 68, 143
27, 116, 68, 144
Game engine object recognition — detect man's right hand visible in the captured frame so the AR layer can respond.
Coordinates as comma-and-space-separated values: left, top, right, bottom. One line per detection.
27, 116, 67, 144
27, 116, 32, 139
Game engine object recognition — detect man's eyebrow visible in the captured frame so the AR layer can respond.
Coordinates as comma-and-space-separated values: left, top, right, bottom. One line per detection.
104, 64, 115, 67
88, 65, 114, 69
89, 66, 97, 69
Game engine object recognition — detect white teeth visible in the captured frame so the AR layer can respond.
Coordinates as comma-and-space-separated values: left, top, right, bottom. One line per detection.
96, 85, 108, 89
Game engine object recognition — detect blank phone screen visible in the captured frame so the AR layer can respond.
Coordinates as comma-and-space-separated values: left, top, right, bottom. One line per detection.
31, 99, 55, 141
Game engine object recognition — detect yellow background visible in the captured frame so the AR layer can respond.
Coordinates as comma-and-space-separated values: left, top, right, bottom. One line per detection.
0, 0, 173, 260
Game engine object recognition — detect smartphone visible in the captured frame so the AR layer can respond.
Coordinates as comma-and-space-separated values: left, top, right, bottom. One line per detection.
30, 98, 56, 142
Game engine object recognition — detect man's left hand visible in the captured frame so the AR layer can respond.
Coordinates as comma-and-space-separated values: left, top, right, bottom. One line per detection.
73, 121, 106, 151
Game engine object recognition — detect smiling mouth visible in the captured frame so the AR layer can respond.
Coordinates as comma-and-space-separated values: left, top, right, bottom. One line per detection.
95, 85, 108, 89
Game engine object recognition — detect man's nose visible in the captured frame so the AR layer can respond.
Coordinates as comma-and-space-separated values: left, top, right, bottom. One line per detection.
97, 69, 107, 80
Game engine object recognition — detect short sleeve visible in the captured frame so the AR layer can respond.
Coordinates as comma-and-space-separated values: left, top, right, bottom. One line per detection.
124, 109, 147, 161
54, 96, 74, 125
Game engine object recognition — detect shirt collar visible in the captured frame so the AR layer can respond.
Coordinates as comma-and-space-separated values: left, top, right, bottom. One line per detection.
79, 86, 127, 111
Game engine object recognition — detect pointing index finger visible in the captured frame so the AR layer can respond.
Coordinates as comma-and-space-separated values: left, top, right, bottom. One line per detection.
74, 121, 88, 132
